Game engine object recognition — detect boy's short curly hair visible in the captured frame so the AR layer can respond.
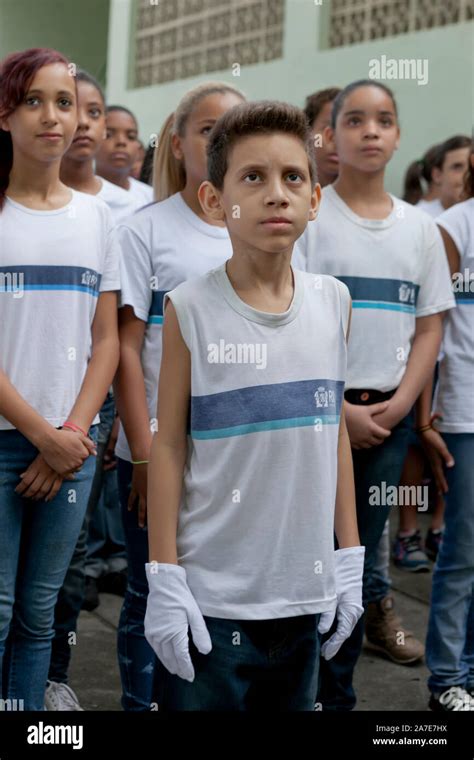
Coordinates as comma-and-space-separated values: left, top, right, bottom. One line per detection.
206, 100, 318, 190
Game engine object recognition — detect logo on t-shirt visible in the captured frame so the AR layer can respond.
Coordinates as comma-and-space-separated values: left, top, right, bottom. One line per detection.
314, 386, 336, 408
81, 270, 98, 288
398, 282, 416, 304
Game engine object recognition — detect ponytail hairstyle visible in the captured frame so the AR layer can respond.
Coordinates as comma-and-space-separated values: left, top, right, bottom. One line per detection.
152, 112, 181, 202
403, 143, 440, 204
0, 47, 72, 211
462, 139, 474, 200
152, 81, 245, 202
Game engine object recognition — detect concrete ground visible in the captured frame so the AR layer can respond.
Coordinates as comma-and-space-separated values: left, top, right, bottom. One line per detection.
69, 514, 435, 711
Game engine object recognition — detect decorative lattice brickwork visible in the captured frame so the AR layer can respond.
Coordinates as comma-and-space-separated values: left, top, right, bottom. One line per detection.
328, 0, 472, 48
134, 0, 285, 87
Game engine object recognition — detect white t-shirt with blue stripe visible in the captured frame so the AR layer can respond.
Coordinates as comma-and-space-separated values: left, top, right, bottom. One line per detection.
0, 190, 121, 430
295, 185, 455, 391
166, 264, 350, 619
115, 192, 233, 461
435, 198, 474, 433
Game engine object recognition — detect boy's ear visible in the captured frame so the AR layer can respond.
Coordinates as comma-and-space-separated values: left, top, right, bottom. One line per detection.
308, 182, 321, 222
198, 180, 226, 221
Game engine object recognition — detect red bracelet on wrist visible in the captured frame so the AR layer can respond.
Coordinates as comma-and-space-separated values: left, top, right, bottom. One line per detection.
62, 421, 87, 437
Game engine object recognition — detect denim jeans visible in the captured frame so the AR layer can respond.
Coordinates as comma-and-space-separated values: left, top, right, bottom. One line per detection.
157, 614, 321, 711
85, 392, 126, 579
0, 427, 97, 710
49, 392, 125, 684
318, 413, 411, 711
117, 458, 160, 711
426, 433, 474, 693
370, 518, 391, 602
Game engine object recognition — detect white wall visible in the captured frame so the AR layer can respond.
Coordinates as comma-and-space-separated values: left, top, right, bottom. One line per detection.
106, 0, 473, 195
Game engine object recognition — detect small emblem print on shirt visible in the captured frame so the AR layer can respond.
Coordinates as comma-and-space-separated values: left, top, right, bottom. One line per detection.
81, 270, 98, 288
398, 283, 416, 305
207, 339, 268, 370
314, 386, 336, 408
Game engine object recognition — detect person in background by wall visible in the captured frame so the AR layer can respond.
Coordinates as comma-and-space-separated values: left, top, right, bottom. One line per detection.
130, 140, 145, 181
96, 105, 154, 207
304, 87, 341, 189
407, 136, 471, 218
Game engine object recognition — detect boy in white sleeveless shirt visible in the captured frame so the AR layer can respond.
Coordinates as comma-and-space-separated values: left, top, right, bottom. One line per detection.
144, 101, 365, 711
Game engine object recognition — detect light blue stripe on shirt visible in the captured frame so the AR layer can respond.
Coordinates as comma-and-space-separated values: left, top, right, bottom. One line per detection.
192, 414, 341, 439
352, 301, 416, 313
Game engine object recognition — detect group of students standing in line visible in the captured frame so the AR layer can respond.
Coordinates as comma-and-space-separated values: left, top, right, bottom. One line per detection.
0, 46, 472, 713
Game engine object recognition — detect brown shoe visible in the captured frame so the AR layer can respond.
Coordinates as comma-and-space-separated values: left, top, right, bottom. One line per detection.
364, 595, 424, 664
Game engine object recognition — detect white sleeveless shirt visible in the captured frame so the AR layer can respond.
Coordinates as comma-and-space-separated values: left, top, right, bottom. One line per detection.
166, 264, 350, 620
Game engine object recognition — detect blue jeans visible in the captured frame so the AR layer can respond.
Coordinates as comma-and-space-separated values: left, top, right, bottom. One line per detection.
49, 393, 124, 684
370, 519, 391, 602
0, 427, 97, 710
117, 458, 159, 711
318, 413, 411, 711
157, 614, 321, 711
426, 433, 474, 693
85, 393, 125, 579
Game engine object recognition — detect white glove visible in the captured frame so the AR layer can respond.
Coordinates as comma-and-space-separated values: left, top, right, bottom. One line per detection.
144, 562, 212, 682
318, 546, 365, 660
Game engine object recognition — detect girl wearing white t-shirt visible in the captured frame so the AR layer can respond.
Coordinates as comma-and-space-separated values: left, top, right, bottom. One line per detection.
113, 82, 245, 710
296, 79, 455, 710
43, 69, 130, 712
0, 48, 120, 710
423, 148, 474, 711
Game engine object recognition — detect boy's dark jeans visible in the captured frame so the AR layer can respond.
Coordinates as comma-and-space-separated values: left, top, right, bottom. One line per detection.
157, 614, 321, 711
318, 412, 412, 711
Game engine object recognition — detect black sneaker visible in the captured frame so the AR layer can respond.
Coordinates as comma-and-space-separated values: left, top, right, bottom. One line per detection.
429, 686, 474, 711
98, 568, 128, 597
82, 576, 100, 612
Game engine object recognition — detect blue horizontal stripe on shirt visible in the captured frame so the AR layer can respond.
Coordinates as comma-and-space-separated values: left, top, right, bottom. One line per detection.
147, 315, 164, 324
148, 290, 168, 316
336, 275, 419, 309
352, 301, 416, 313
454, 290, 474, 303
0, 264, 101, 294
191, 378, 344, 437
192, 415, 341, 439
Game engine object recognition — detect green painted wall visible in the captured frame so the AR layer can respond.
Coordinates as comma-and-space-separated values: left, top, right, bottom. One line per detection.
106, 0, 473, 195
0, 0, 110, 84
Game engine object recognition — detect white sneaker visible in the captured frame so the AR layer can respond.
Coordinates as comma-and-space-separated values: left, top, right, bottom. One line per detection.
44, 681, 84, 711
430, 686, 474, 711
